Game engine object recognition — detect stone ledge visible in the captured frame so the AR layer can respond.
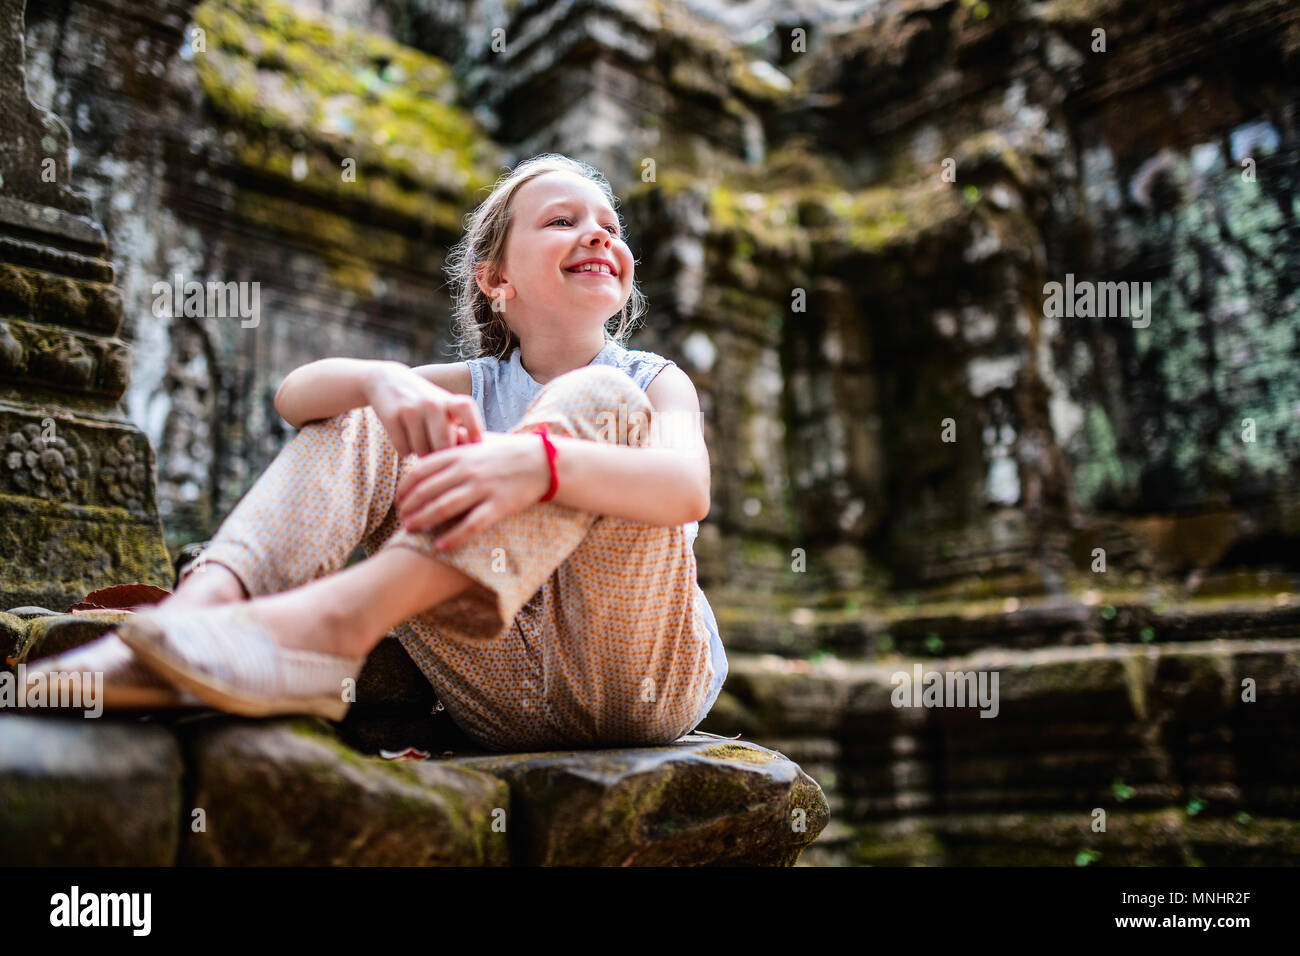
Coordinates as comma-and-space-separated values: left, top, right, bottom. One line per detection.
0, 716, 182, 865
0, 714, 828, 866
456, 734, 828, 866
714, 590, 1300, 658
712, 638, 1300, 736
181, 717, 509, 866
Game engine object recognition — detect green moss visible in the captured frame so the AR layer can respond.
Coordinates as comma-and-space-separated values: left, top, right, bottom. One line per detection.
0, 493, 172, 607
953, 129, 1036, 190
728, 58, 798, 104
285, 717, 435, 788
192, 0, 499, 220
703, 170, 965, 262
700, 743, 780, 765
1037, 0, 1127, 27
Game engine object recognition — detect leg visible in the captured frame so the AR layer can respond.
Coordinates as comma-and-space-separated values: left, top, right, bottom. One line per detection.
527, 510, 713, 748
110, 541, 480, 720
164, 399, 486, 654
112, 366, 708, 733
372, 364, 713, 751
234, 545, 477, 657
519, 379, 713, 748
16, 405, 480, 714
177, 405, 408, 604
166, 561, 247, 609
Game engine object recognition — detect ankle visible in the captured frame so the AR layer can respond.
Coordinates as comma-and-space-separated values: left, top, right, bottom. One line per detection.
261, 589, 375, 659
324, 601, 380, 658
168, 563, 248, 607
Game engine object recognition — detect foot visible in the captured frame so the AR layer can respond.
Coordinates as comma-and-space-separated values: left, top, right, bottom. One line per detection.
14, 631, 205, 711
116, 603, 366, 720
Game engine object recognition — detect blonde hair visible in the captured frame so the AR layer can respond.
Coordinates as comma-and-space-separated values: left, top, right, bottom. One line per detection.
446, 154, 648, 361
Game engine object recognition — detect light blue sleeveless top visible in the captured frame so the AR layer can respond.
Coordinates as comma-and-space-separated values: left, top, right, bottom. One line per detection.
463, 337, 728, 729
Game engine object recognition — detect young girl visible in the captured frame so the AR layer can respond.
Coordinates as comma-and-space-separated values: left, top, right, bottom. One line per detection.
25, 154, 728, 752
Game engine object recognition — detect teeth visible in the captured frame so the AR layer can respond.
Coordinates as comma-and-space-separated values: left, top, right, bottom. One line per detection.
569, 263, 612, 274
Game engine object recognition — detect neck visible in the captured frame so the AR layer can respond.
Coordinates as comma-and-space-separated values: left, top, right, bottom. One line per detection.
516, 328, 609, 385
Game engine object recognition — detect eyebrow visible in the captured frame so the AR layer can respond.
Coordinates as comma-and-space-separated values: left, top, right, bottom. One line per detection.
538, 198, 619, 224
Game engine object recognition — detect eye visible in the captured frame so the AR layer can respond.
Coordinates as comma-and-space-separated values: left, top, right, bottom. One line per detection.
548, 216, 621, 238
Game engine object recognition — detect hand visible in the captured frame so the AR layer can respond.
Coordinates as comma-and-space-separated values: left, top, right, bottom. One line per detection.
364, 363, 484, 458
395, 431, 553, 550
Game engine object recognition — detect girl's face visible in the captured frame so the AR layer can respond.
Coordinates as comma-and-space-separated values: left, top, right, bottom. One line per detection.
479, 170, 634, 338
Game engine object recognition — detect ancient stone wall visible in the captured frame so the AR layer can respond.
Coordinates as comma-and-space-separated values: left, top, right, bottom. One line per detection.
18, 0, 1300, 607
22, 0, 501, 555
0, 0, 172, 608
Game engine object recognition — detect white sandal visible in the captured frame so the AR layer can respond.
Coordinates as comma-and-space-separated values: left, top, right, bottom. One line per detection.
117, 603, 365, 721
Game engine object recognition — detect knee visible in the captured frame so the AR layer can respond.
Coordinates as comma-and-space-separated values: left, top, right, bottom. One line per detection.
549, 364, 649, 406
528, 365, 653, 444
302, 406, 394, 452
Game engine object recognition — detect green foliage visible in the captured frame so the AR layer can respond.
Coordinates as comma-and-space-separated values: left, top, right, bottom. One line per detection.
1073, 141, 1300, 506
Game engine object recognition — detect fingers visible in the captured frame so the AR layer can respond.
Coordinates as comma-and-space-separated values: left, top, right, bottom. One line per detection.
390, 397, 482, 455
424, 415, 450, 454
385, 411, 427, 459
431, 500, 496, 551
449, 396, 484, 443
401, 484, 482, 533
429, 399, 477, 451
385, 415, 413, 459
395, 449, 454, 502
402, 409, 433, 457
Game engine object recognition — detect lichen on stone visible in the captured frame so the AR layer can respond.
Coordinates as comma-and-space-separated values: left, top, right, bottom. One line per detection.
191, 0, 501, 228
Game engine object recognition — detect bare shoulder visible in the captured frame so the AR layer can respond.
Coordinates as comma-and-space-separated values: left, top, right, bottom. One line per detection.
644, 362, 700, 413
408, 361, 472, 395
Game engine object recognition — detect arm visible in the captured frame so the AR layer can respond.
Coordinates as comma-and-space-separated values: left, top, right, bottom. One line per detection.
545, 364, 711, 526
544, 440, 709, 526
273, 358, 398, 429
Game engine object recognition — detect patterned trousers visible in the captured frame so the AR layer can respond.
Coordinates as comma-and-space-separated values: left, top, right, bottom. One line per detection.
198, 364, 715, 752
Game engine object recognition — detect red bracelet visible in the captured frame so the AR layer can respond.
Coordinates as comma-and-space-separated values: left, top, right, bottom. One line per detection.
534, 424, 559, 502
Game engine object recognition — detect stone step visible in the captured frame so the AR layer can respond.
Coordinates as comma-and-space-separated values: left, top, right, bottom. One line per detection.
700, 640, 1300, 864
844, 809, 1300, 867
712, 592, 1300, 658
0, 714, 828, 866
709, 639, 1300, 745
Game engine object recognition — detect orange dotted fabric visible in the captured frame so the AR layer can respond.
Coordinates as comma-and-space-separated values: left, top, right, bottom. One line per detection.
200, 364, 715, 752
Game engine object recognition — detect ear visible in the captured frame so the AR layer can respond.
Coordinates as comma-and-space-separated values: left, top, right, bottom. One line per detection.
475, 261, 510, 301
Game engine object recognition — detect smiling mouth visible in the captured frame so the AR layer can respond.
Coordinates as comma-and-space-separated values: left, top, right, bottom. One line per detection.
564, 262, 618, 277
